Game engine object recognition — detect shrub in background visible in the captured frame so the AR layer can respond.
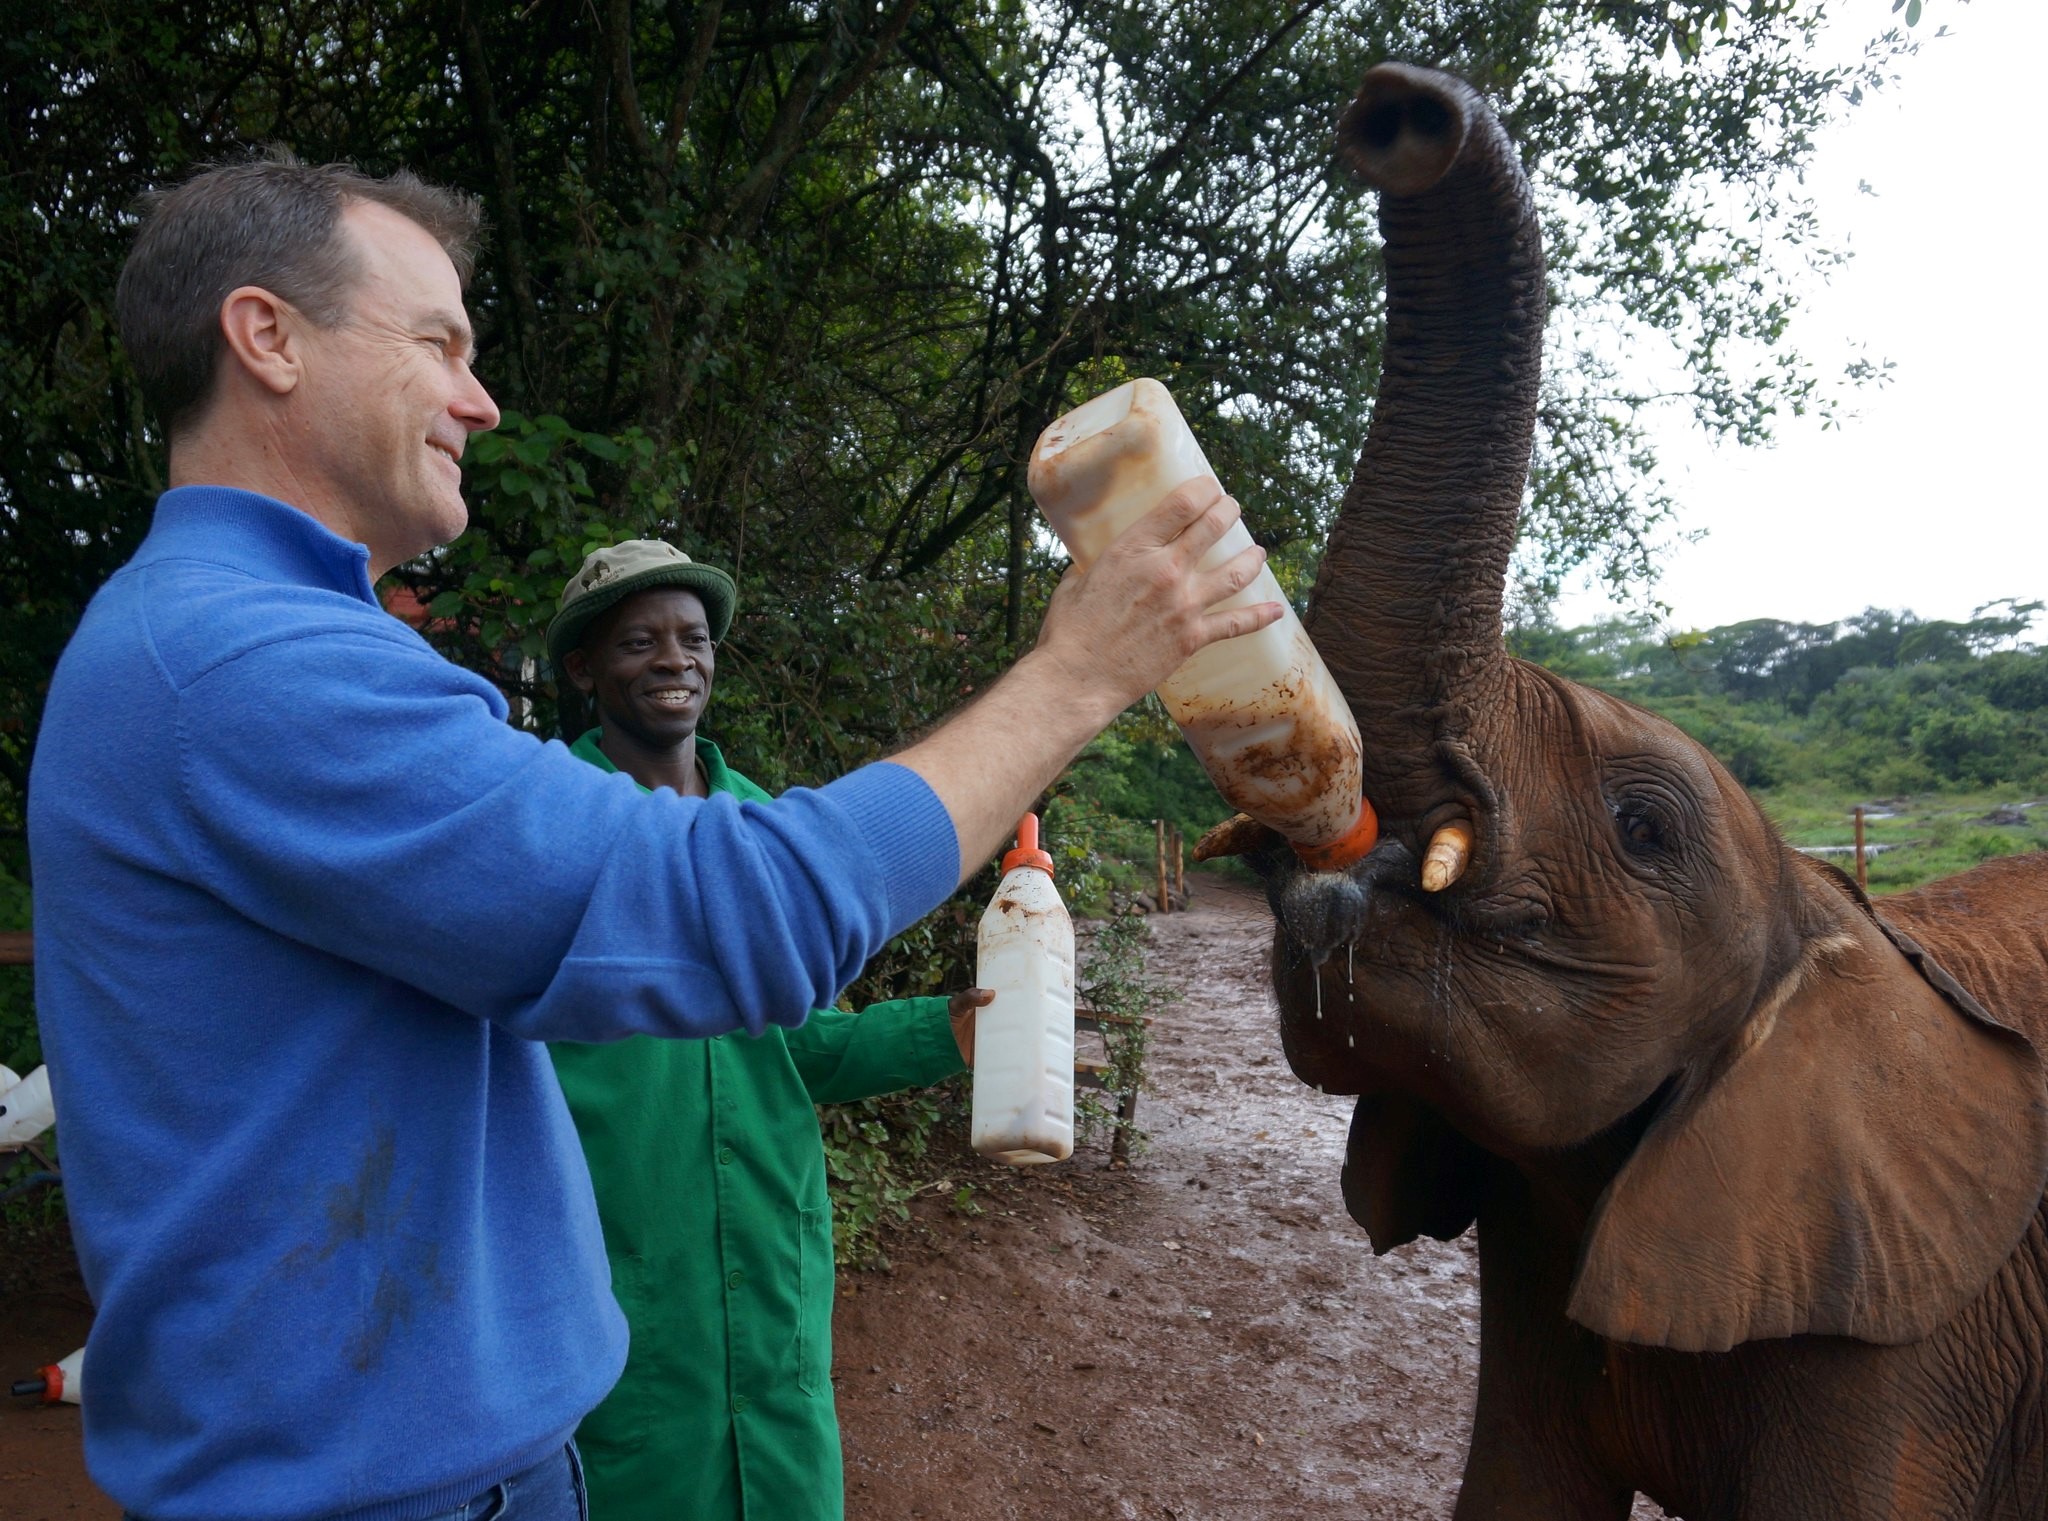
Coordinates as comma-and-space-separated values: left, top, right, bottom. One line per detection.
818, 717, 1194, 1268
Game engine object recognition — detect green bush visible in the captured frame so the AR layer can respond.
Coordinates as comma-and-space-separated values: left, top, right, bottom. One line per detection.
1650, 694, 1794, 789
1864, 752, 1939, 797
1909, 697, 2017, 787
1523, 612, 2048, 794
819, 1086, 956, 1271
1074, 911, 1176, 1158
815, 724, 1191, 1268
1978, 651, 2048, 713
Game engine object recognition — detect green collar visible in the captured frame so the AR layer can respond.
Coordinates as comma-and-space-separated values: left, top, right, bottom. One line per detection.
569, 727, 736, 797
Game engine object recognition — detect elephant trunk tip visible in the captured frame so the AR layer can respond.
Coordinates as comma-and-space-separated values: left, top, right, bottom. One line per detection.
1335, 62, 1474, 198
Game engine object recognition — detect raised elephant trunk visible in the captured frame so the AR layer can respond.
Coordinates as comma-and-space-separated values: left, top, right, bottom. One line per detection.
1307, 65, 1545, 822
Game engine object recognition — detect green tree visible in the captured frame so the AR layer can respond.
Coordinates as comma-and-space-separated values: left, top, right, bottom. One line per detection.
5, 0, 1919, 911
1516, 603, 2048, 794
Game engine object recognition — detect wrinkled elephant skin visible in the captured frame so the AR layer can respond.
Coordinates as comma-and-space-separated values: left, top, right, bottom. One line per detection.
1255, 62, 2048, 1520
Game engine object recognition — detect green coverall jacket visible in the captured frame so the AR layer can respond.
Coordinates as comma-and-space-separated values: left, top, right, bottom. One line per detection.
550, 729, 965, 1521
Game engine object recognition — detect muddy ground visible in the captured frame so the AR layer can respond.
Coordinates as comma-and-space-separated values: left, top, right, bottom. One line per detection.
835, 876, 1671, 1519
2, 877, 1666, 1518
0, 1220, 99, 1518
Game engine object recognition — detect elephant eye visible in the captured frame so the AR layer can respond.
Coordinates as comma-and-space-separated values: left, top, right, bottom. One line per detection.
1613, 803, 1665, 852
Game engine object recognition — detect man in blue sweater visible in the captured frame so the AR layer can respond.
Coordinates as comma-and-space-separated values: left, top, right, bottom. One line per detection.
28, 154, 1277, 1521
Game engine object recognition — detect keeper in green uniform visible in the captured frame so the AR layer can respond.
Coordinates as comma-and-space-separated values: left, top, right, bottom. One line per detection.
544, 540, 987, 1521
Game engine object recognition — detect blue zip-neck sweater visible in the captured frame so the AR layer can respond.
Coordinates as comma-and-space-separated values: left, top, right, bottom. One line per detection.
27, 486, 958, 1521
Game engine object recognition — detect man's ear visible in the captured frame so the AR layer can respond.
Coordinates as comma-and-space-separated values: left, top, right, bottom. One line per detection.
560, 648, 595, 696
218, 286, 304, 397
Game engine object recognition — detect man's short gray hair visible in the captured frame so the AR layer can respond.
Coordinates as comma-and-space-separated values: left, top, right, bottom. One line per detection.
115, 148, 483, 440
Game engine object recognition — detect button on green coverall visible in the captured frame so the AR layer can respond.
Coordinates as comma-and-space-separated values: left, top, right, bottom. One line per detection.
550, 730, 965, 1520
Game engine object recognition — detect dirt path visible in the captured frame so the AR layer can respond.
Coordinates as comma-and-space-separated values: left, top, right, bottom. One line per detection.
837, 876, 1593, 1519
835, 875, 1667, 1520
2, 877, 1666, 1518
0, 1226, 103, 1519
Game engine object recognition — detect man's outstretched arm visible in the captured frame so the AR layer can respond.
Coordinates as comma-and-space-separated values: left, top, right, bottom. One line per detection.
893, 476, 1279, 883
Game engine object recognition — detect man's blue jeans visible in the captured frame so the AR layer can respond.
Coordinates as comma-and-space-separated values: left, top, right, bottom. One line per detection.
123, 1444, 587, 1521
414, 1445, 589, 1521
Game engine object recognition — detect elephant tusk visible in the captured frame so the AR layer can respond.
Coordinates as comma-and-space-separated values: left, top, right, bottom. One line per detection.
1420, 821, 1474, 892
1193, 813, 1283, 862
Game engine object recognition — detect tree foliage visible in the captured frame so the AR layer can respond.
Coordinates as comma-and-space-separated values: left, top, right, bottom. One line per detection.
1510, 600, 2048, 792
5, 0, 1917, 839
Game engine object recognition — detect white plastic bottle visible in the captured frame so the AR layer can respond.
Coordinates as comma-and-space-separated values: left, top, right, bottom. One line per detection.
0, 1064, 55, 1149
970, 815, 1075, 1166
1028, 379, 1378, 870
9, 1346, 83, 1406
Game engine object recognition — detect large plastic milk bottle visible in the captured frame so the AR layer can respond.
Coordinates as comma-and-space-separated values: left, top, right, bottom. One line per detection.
970, 815, 1075, 1166
1028, 379, 1378, 870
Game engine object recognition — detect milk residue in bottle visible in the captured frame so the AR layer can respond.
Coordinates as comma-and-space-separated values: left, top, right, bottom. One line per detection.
970, 815, 1075, 1166
1027, 379, 1377, 869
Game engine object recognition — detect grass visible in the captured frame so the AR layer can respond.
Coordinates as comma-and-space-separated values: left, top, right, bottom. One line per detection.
1754, 784, 2048, 896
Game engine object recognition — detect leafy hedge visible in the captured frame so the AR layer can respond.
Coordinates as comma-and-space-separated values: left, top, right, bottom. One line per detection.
1512, 604, 2048, 793
815, 719, 1190, 1268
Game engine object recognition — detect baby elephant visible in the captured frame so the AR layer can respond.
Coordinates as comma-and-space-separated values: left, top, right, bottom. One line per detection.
1220, 61, 2048, 1519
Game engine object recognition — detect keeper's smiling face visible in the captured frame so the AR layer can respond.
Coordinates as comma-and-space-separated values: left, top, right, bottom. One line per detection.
564, 587, 717, 751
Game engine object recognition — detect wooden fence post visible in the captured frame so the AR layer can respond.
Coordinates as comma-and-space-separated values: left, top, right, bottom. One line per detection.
1155, 819, 1169, 913
1853, 805, 1867, 889
1173, 825, 1185, 903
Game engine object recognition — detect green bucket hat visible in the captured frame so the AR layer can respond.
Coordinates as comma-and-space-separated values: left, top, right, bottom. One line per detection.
546, 539, 737, 670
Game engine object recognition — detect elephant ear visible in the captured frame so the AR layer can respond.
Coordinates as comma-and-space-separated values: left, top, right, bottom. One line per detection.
1570, 913, 2048, 1353
1342, 1092, 1491, 1252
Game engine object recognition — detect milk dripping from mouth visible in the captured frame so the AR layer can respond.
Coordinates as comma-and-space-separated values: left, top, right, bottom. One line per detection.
1028, 380, 1377, 869
970, 815, 1076, 1166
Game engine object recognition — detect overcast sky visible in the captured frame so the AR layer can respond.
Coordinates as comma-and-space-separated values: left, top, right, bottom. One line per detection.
1550, 2, 2047, 639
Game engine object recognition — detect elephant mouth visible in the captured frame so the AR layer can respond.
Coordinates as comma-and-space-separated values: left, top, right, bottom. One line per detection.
1264, 825, 1555, 971
1265, 835, 1417, 966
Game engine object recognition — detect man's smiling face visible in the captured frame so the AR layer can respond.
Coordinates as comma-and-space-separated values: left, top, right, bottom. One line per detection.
566, 587, 717, 751
289, 200, 498, 572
